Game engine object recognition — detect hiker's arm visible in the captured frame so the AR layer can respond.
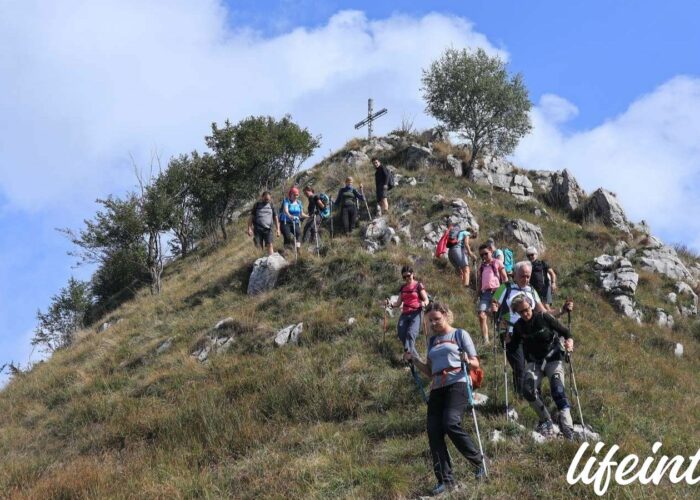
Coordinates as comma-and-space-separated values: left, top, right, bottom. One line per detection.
405, 352, 431, 377
462, 355, 479, 371
499, 266, 508, 283
354, 189, 364, 201
465, 238, 476, 259
247, 211, 254, 236
419, 289, 429, 307
549, 268, 558, 291
551, 300, 573, 318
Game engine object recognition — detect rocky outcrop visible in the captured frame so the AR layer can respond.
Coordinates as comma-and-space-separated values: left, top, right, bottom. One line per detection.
445, 155, 463, 177
675, 282, 698, 317
422, 198, 480, 249
274, 323, 303, 347
503, 219, 545, 252
467, 157, 534, 199
655, 309, 674, 329
547, 169, 585, 213
594, 255, 642, 323
247, 254, 289, 295
403, 144, 434, 170
362, 217, 399, 253
583, 189, 630, 233
361, 138, 394, 156
638, 238, 697, 286
343, 150, 370, 168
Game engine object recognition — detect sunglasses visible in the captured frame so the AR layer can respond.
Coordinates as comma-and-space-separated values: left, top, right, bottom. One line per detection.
527, 254, 536, 257
402, 274, 412, 278
479, 253, 488, 257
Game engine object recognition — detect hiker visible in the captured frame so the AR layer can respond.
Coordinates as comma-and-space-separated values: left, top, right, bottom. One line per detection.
510, 295, 575, 439
526, 247, 558, 311
247, 191, 281, 256
386, 265, 429, 356
333, 177, 364, 235
476, 243, 507, 345
445, 224, 477, 288
279, 186, 305, 249
488, 238, 514, 280
373, 157, 390, 215
404, 301, 486, 493
301, 186, 328, 245
492, 261, 572, 396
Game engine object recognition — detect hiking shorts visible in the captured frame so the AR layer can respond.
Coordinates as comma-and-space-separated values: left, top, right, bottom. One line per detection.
397, 310, 422, 354
376, 185, 387, 201
477, 290, 494, 313
253, 226, 273, 247
544, 285, 553, 305
447, 246, 468, 270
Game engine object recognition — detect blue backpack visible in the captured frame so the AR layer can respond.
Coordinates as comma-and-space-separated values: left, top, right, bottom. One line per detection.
318, 193, 331, 219
502, 248, 514, 274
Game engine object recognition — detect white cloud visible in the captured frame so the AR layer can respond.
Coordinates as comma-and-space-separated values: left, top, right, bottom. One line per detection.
514, 76, 700, 250
0, 1, 504, 211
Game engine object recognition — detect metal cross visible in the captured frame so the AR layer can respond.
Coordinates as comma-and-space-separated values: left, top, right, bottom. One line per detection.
354, 98, 388, 140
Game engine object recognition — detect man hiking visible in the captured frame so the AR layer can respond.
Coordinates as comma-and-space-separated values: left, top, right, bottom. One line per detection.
445, 223, 477, 288
333, 177, 364, 235
509, 295, 576, 440
492, 261, 572, 397
301, 186, 327, 246
403, 301, 486, 493
386, 265, 430, 356
247, 191, 281, 256
372, 157, 390, 216
476, 243, 507, 345
526, 247, 558, 312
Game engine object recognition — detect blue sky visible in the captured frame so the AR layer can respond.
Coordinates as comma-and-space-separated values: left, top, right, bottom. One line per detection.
1, 0, 699, 382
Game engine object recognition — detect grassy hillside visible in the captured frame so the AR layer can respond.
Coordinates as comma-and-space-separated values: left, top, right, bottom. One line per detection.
0, 138, 698, 499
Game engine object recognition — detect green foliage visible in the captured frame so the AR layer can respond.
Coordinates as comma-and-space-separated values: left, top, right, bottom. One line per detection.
421, 48, 532, 169
32, 278, 92, 352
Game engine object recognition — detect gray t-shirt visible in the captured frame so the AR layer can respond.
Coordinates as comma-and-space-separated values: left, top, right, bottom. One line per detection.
427, 328, 477, 390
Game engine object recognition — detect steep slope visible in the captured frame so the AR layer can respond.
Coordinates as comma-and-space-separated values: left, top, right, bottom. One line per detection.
0, 135, 698, 499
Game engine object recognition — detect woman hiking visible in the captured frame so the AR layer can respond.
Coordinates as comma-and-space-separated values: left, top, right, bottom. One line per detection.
279, 186, 305, 249
404, 301, 486, 494
445, 223, 477, 288
386, 265, 429, 356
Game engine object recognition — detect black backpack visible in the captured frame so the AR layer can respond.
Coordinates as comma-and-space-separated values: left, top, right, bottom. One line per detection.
386, 169, 396, 190
530, 260, 550, 293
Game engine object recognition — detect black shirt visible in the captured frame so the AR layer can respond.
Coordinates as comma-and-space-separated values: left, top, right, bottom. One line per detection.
375, 164, 389, 188
307, 194, 322, 216
511, 312, 571, 362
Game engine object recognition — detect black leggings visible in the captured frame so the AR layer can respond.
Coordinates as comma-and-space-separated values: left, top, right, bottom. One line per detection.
505, 338, 525, 396
341, 204, 357, 234
281, 220, 301, 246
427, 382, 483, 485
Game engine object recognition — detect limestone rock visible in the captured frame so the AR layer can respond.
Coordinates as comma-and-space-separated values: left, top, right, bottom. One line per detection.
491, 430, 504, 443
639, 244, 696, 286
156, 338, 174, 355
422, 198, 479, 249
343, 150, 370, 168
547, 169, 584, 213
247, 253, 289, 295
274, 323, 303, 347
191, 334, 235, 362
674, 343, 684, 358
403, 144, 433, 170
574, 424, 601, 442
612, 295, 643, 324
530, 170, 555, 192
361, 138, 394, 156
503, 219, 546, 252
347, 318, 356, 326
667, 292, 678, 304
445, 154, 463, 177
363, 216, 397, 252
583, 189, 630, 233
531, 431, 547, 444
215, 317, 235, 330
675, 281, 698, 317
655, 309, 674, 329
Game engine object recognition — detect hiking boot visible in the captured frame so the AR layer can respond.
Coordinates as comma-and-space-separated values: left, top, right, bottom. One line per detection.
474, 464, 487, 481
535, 419, 555, 437
432, 482, 456, 495
558, 409, 575, 441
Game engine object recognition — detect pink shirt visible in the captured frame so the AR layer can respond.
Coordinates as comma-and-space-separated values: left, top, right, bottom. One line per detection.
480, 260, 503, 291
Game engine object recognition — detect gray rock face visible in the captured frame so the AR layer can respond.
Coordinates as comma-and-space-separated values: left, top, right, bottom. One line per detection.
403, 144, 433, 170
655, 309, 674, 329
247, 253, 289, 295
274, 323, 303, 347
191, 334, 234, 362
361, 138, 394, 156
363, 216, 397, 253
612, 295, 643, 324
445, 155, 463, 177
583, 189, 630, 233
639, 243, 696, 286
530, 170, 555, 192
343, 150, 370, 168
421, 127, 450, 144
594, 254, 642, 322
675, 281, 698, 317
547, 169, 584, 213
503, 219, 546, 252
467, 157, 535, 199
422, 198, 480, 249
156, 338, 174, 355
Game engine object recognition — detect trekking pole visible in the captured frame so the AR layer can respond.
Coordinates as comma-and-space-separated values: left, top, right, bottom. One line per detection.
291, 218, 299, 263
330, 204, 334, 240
463, 360, 488, 477
360, 187, 372, 221
313, 214, 320, 257
567, 310, 588, 441
408, 354, 428, 404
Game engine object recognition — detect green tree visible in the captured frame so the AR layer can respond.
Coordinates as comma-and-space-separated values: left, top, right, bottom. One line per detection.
32, 278, 92, 352
421, 48, 532, 171
156, 154, 199, 258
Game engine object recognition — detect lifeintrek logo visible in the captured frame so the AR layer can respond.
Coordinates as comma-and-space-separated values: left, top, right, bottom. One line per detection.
566, 441, 700, 496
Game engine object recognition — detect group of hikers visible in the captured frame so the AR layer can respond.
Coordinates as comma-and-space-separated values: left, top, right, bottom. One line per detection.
247, 158, 392, 257
246, 159, 583, 494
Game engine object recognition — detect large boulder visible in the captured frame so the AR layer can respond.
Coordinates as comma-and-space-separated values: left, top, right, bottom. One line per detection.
403, 144, 433, 170
361, 138, 394, 156
612, 295, 643, 324
593, 254, 642, 322
445, 155, 463, 177
503, 219, 546, 252
639, 242, 697, 286
655, 309, 675, 329
363, 216, 398, 252
675, 282, 698, 317
343, 150, 370, 168
422, 198, 480, 249
530, 170, 555, 192
583, 189, 630, 233
547, 169, 585, 213
247, 253, 289, 295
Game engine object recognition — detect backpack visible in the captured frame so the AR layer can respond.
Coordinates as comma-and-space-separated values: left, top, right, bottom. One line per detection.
530, 260, 550, 293
502, 248, 514, 274
435, 230, 449, 258
318, 193, 331, 219
447, 226, 461, 247
427, 329, 484, 389
386, 169, 396, 190
479, 259, 502, 286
